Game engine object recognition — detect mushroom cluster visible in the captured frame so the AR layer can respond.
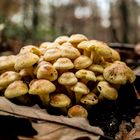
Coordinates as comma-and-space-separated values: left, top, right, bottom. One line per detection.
0, 34, 136, 119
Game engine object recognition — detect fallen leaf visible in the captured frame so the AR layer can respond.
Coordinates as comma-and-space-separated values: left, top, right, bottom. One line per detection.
0, 97, 106, 140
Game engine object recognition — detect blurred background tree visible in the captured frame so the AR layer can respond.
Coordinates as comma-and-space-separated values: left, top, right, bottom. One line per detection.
0, 0, 140, 53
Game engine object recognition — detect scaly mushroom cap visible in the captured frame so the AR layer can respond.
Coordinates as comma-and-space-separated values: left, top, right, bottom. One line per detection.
68, 105, 88, 118
4, 80, 28, 99
53, 58, 74, 70
97, 81, 118, 100
15, 52, 39, 71
68, 34, 88, 44
74, 55, 92, 69
54, 35, 69, 44
0, 55, 16, 71
60, 42, 80, 59
75, 69, 96, 82
43, 47, 61, 62
50, 93, 71, 108
20, 45, 42, 56
29, 79, 56, 95
37, 63, 58, 81
0, 71, 21, 88
103, 61, 136, 84
70, 82, 89, 95
81, 92, 98, 105
88, 64, 104, 74
58, 72, 78, 86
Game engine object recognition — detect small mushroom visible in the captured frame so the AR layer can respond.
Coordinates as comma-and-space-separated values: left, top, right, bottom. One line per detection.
43, 47, 61, 62
50, 93, 71, 113
0, 71, 21, 89
15, 52, 39, 71
54, 35, 69, 44
103, 61, 136, 85
81, 92, 98, 108
20, 45, 42, 56
86, 40, 112, 59
74, 55, 92, 69
29, 79, 56, 106
60, 42, 80, 59
88, 64, 104, 74
37, 63, 58, 81
58, 72, 78, 86
97, 81, 118, 100
77, 41, 91, 57
0, 55, 16, 71
33, 61, 49, 75
39, 42, 60, 50
4, 80, 28, 99
68, 34, 88, 47
75, 69, 96, 83
70, 82, 89, 103
68, 105, 88, 118
53, 58, 74, 73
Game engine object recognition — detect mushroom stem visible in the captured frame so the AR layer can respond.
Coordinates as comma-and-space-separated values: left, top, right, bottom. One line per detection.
83, 50, 90, 57
39, 94, 50, 107
75, 92, 83, 104
90, 51, 94, 61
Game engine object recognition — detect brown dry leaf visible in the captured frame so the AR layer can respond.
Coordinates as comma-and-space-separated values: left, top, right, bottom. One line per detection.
0, 97, 104, 140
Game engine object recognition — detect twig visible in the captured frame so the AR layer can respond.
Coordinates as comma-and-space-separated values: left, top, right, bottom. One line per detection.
109, 43, 135, 50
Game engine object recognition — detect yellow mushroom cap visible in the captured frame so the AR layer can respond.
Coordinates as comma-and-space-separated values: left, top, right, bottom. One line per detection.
103, 61, 136, 84
58, 72, 78, 86
0, 55, 16, 71
60, 42, 80, 59
106, 48, 121, 62
68, 105, 88, 118
0, 71, 21, 88
29, 79, 56, 95
33, 61, 50, 75
20, 45, 42, 56
15, 52, 39, 71
54, 35, 69, 44
39, 42, 60, 50
43, 47, 61, 61
70, 82, 89, 95
50, 93, 71, 108
81, 92, 98, 105
37, 63, 58, 81
68, 34, 88, 44
53, 58, 74, 70
87, 40, 111, 54
88, 64, 104, 73
4, 80, 28, 99
96, 75, 105, 81
97, 81, 118, 100
75, 69, 96, 82
74, 55, 92, 69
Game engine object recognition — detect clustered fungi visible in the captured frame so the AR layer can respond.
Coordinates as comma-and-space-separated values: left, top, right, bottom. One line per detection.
0, 34, 136, 119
